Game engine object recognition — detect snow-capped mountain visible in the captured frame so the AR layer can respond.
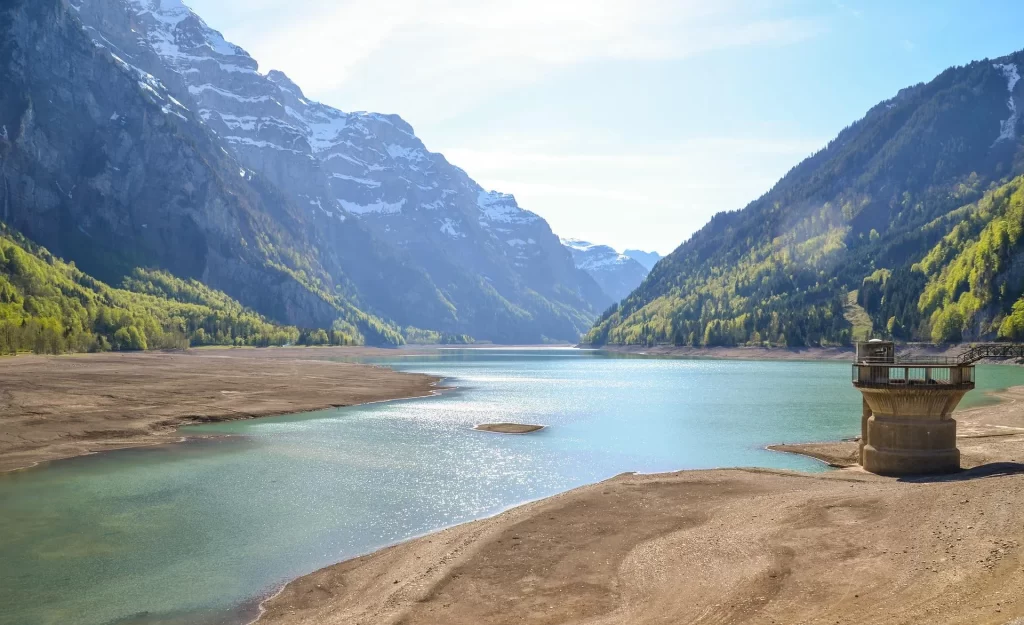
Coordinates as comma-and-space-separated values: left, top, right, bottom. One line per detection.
561, 239, 649, 302
2, 0, 403, 341
623, 249, 663, 271
66, 0, 608, 342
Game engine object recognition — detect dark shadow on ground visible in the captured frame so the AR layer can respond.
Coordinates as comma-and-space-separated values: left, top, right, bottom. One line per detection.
898, 462, 1024, 483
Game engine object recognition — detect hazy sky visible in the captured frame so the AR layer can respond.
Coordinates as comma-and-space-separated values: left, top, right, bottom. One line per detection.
186, 0, 1024, 254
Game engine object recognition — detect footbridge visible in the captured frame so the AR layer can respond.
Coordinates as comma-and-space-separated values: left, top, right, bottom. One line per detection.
851, 341, 1024, 475
954, 343, 1024, 365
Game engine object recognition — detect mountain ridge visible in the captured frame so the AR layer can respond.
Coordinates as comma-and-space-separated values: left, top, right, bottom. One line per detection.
67, 0, 607, 343
1, 0, 405, 346
586, 49, 1024, 347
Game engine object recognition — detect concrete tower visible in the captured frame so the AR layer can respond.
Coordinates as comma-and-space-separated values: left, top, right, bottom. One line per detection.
852, 340, 975, 475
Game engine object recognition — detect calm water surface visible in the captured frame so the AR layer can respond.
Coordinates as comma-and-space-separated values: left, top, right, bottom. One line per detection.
2, 349, 1022, 625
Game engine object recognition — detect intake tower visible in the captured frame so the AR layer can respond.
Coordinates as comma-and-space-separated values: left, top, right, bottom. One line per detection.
852, 341, 1024, 475
853, 340, 973, 475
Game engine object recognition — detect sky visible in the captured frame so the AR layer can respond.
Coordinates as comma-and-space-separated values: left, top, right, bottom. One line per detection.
186, 0, 1024, 255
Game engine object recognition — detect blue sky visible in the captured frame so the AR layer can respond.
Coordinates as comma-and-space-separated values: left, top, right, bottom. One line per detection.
187, 0, 1024, 254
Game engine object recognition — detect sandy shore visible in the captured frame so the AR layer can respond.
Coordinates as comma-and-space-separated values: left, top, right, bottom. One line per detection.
258, 386, 1024, 625
0, 348, 442, 472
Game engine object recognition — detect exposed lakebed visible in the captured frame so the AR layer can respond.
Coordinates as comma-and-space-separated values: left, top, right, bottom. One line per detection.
2, 348, 1022, 625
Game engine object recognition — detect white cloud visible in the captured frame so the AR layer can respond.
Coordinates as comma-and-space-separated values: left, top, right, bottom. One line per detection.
189, 0, 824, 121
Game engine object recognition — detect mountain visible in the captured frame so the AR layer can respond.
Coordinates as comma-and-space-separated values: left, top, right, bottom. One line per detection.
561, 238, 649, 302
64, 0, 607, 344
1, 0, 405, 346
623, 249, 663, 271
587, 51, 1024, 347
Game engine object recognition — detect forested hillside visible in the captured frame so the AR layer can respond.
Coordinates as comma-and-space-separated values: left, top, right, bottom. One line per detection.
587, 52, 1024, 347
0, 223, 321, 354
863, 174, 1024, 343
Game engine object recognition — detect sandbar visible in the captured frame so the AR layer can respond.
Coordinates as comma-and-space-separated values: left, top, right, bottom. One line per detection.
474, 423, 545, 434
0, 348, 442, 472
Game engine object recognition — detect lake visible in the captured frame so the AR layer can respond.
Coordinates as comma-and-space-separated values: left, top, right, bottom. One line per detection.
2, 349, 1022, 625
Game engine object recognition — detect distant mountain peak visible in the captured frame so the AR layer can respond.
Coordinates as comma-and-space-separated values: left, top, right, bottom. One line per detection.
122, 0, 249, 68
561, 238, 648, 302
623, 249, 663, 271
560, 238, 631, 267
266, 70, 305, 99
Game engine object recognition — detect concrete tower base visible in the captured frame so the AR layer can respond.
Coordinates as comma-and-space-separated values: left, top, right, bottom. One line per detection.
857, 386, 968, 476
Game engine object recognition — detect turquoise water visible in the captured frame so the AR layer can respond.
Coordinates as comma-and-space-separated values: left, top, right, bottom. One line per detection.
1, 349, 1022, 625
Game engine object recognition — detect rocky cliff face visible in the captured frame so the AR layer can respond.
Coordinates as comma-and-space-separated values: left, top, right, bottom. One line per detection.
561, 239, 649, 303
0, 0, 396, 340
68, 0, 607, 342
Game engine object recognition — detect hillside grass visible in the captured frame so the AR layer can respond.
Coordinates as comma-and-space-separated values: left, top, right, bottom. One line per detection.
843, 290, 874, 342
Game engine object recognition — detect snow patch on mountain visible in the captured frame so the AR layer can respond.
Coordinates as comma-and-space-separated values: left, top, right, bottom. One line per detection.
560, 238, 633, 270
108, 50, 190, 120
477, 191, 539, 225
439, 218, 465, 238
330, 173, 381, 188
386, 144, 426, 161
994, 62, 1020, 144
125, 0, 246, 71
188, 84, 269, 103
338, 198, 405, 215
305, 108, 350, 152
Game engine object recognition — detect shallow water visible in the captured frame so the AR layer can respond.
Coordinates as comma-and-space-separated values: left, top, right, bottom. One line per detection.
1, 349, 1022, 625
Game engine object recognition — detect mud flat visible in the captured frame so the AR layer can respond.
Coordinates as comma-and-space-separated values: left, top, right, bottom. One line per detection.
0, 349, 441, 472
258, 386, 1024, 625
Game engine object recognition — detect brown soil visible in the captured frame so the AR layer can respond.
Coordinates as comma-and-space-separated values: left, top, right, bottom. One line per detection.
258, 386, 1024, 625
0, 348, 442, 472
474, 423, 545, 434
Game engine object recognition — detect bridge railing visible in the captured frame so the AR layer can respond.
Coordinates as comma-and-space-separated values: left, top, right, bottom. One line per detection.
852, 363, 975, 388
857, 343, 1024, 366
955, 343, 1024, 365
858, 356, 959, 365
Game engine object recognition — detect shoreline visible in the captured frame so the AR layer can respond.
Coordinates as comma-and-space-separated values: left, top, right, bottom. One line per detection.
256, 383, 1024, 625
592, 342, 1024, 363
0, 347, 445, 473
